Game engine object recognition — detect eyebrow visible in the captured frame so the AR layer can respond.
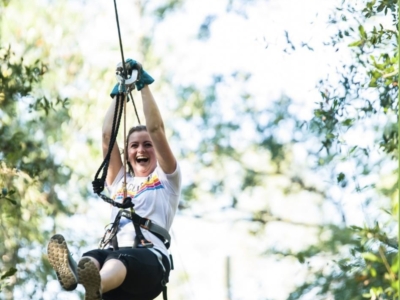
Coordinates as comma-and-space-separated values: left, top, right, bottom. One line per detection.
129, 140, 152, 145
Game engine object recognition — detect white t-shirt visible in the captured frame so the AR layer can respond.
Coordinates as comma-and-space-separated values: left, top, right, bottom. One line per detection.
106, 163, 181, 260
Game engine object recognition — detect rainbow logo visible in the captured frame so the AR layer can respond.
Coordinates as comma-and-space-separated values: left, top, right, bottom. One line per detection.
112, 174, 164, 202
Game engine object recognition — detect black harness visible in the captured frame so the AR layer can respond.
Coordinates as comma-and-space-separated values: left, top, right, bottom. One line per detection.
97, 194, 171, 250
95, 193, 173, 300
93, 194, 173, 300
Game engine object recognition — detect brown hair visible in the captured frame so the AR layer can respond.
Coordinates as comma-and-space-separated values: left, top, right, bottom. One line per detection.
125, 125, 147, 175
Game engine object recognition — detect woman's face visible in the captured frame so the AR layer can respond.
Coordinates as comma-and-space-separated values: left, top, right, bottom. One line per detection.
127, 131, 157, 177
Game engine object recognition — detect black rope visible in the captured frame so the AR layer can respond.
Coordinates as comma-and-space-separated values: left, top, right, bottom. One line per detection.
95, 93, 121, 178
101, 94, 124, 182
92, 93, 124, 194
94, 1, 142, 194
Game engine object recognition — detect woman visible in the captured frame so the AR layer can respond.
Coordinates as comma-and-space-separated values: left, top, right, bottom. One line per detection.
47, 60, 181, 300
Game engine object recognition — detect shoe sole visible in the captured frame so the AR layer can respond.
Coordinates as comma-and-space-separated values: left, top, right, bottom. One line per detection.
78, 257, 102, 300
47, 234, 78, 291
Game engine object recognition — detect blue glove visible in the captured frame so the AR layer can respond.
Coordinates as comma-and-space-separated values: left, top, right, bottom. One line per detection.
126, 59, 154, 91
110, 82, 126, 98
110, 59, 154, 98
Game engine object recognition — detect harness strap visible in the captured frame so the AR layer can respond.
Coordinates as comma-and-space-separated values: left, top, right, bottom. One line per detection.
98, 201, 171, 250
121, 210, 171, 249
130, 208, 153, 248
148, 248, 169, 300
111, 210, 124, 250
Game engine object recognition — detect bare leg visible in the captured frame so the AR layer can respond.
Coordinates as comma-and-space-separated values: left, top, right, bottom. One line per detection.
99, 259, 127, 293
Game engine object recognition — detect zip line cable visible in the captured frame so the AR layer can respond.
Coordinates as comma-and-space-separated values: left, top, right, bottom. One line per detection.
113, 0, 128, 80
113, 0, 141, 126
93, 0, 142, 202
129, 91, 141, 125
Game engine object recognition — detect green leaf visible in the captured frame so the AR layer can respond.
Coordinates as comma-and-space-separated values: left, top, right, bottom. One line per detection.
350, 225, 362, 230
369, 80, 378, 87
391, 255, 398, 273
337, 172, 345, 183
326, 133, 335, 139
342, 118, 354, 126
4, 197, 17, 205
1, 267, 17, 280
361, 252, 381, 262
349, 146, 358, 154
348, 40, 363, 47
359, 25, 367, 38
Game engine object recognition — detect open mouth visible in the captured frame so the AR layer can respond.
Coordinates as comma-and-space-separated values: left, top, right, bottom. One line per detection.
136, 157, 149, 164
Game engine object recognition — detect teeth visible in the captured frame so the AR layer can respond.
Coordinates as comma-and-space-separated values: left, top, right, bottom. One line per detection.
136, 157, 149, 163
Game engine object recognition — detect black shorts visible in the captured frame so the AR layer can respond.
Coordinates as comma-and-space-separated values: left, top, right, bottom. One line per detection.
82, 247, 170, 300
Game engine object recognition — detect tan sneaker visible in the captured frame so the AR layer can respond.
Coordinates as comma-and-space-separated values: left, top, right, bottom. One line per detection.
47, 234, 78, 291
78, 257, 102, 300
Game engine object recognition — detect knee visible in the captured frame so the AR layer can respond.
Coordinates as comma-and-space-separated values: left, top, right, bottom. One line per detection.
81, 256, 101, 271
102, 258, 127, 280
103, 258, 127, 273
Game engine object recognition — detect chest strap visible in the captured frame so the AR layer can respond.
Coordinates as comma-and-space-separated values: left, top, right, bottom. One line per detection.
98, 196, 171, 250
120, 210, 171, 249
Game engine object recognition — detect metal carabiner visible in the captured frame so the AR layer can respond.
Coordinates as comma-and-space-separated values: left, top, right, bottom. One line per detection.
115, 61, 139, 91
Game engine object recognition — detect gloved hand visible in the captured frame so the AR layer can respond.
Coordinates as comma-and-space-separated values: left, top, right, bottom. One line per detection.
110, 82, 126, 98
126, 59, 154, 91
110, 59, 154, 98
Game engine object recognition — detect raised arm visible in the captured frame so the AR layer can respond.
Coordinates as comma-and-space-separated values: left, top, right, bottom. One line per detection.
141, 85, 177, 174
102, 96, 123, 186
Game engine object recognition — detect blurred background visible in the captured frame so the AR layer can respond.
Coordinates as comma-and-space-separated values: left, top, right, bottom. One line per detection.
0, 0, 398, 299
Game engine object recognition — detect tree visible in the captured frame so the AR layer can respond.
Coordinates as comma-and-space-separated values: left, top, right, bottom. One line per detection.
0, 43, 72, 299
0, 1, 87, 299
146, 0, 399, 298
279, 0, 399, 298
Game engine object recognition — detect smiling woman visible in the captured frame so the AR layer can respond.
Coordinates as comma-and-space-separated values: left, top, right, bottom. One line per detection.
125, 126, 157, 177
47, 60, 182, 300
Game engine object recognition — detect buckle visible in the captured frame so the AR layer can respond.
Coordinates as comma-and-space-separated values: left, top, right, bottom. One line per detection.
138, 239, 153, 248
143, 219, 152, 229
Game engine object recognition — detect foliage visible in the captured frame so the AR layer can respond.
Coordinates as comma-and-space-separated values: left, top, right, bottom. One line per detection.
151, 0, 399, 298
312, 1, 398, 158
0, 1, 89, 298
279, 0, 400, 299
0, 46, 73, 299
0, 268, 17, 293
138, 0, 400, 298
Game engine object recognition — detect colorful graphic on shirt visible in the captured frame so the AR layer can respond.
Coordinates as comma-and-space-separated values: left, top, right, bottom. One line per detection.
112, 174, 164, 202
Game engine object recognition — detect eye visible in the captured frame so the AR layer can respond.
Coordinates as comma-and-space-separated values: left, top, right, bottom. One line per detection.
145, 142, 152, 147
131, 143, 138, 148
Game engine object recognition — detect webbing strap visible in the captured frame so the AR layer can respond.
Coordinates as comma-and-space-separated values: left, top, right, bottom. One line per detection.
148, 248, 169, 300
148, 248, 167, 274
121, 210, 171, 248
